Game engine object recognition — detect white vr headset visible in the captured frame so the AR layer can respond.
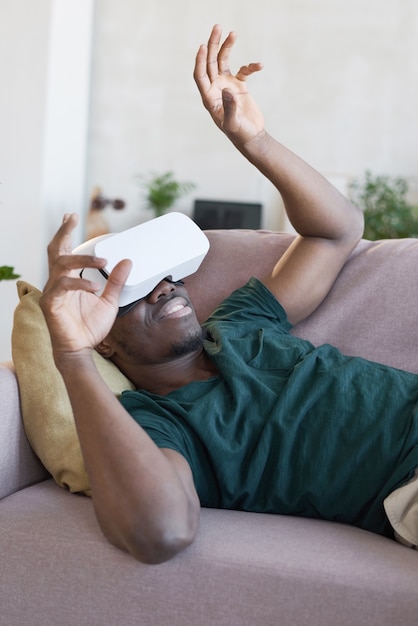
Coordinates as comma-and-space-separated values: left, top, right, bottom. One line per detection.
73, 212, 210, 315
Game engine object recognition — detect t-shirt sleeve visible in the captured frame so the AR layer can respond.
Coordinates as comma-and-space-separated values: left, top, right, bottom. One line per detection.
121, 392, 191, 455
203, 276, 292, 331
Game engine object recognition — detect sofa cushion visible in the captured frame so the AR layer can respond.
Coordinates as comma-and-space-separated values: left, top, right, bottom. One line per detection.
11, 281, 135, 495
292, 237, 418, 373
1, 480, 418, 626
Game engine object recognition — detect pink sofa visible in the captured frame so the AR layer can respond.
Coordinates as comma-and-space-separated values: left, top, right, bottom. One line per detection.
2, 229, 418, 625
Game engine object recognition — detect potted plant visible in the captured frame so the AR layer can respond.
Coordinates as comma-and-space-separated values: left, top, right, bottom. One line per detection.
349, 171, 418, 240
139, 171, 195, 218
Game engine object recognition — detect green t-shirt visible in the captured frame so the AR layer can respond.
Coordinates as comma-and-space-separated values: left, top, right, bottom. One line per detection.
121, 277, 418, 537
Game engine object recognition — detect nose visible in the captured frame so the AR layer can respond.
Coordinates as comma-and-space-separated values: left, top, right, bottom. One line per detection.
146, 277, 176, 303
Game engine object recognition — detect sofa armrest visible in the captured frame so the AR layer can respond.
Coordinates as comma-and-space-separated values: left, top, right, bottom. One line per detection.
0, 362, 49, 499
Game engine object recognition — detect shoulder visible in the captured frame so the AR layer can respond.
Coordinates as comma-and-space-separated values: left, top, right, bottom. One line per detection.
204, 277, 292, 330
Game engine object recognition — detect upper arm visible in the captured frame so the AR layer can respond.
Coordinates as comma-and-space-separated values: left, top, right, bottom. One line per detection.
105, 448, 200, 564
263, 234, 359, 325
161, 448, 201, 512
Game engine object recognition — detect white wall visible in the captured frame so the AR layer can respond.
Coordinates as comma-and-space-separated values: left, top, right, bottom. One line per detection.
1, 0, 51, 360
86, 0, 418, 234
2, 0, 418, 360
0, 0, 93, 360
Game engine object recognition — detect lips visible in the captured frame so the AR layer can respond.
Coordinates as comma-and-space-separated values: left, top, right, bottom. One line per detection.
157, 296, 191, 320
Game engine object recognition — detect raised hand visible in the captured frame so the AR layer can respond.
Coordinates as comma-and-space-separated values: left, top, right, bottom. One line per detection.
40, 213, 131, 360
193, 24, 265, 147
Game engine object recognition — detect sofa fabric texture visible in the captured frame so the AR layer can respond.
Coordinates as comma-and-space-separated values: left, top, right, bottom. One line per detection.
2, 229, 418, 625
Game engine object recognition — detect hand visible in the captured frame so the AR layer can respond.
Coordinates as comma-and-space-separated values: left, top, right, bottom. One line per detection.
40, 213, 132, 361
193, 24, 265, 147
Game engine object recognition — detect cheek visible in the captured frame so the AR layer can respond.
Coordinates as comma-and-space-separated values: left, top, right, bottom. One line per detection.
111, 318, 149, 351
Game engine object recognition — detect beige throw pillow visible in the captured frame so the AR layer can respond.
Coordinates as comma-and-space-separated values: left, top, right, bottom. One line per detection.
12, 281, 135, 496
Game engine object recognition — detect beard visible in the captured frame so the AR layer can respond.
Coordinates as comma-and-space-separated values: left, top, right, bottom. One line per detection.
169, 327, 207, 357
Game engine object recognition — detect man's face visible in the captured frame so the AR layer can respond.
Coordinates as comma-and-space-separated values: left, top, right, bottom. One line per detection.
106, 278, 205, 365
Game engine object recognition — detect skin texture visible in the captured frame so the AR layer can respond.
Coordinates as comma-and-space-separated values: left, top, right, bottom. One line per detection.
40, 24, 364, 564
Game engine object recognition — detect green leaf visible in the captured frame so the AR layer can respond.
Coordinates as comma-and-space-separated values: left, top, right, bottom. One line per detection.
0, 265, 20, 281
348, 171, 418, 240
138, 171, 195, 217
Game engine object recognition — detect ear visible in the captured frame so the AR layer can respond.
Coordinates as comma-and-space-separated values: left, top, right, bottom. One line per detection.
95, 337, 116, 359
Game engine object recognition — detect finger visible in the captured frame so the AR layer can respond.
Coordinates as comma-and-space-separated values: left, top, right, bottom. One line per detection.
105, 259, 132, 288
47, 213, 79, 271
55, 213, 79, 254
206, 24, 223, 81
68, 253, 107, 272
52, 253, 107, 277
46, 251, 107, 292
43, 255, 107, 292
42, 273, 104, 304
235, 62, 264, 82
193, 43, 211, 95
101, 259, 133, 307
217, 30, 237, 76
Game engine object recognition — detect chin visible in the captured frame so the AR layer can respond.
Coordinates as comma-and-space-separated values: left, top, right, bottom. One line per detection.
170, 328, 206, 357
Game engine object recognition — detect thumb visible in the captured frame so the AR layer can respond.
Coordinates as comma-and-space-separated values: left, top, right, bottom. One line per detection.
103, 259, 133, 303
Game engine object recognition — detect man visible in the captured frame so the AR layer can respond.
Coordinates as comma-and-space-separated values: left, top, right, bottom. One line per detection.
40, 25, 418, 564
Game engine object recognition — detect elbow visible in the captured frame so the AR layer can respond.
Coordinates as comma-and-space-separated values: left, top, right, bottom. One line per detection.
337, 201, 364, 252
102, 511, 200, 565
129, 524, 198, 565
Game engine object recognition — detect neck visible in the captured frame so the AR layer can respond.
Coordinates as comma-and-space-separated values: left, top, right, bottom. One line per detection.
116, 348, 218, 396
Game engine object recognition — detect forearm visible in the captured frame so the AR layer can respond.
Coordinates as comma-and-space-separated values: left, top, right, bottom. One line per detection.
56, 351, 199, 563
238, 130, 364, 242
234, 130, 364, 323
194, 25, 362, 243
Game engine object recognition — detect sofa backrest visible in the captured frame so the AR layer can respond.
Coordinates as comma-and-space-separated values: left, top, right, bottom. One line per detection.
0, 362, 49, 498
185, 230, 418, 374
